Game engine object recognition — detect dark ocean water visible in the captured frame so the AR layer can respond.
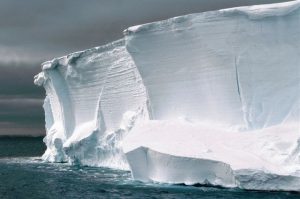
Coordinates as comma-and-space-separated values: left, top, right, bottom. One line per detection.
0, 137, 299, 199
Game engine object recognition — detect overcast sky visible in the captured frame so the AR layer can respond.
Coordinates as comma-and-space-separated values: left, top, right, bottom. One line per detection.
0, 0, 292, 136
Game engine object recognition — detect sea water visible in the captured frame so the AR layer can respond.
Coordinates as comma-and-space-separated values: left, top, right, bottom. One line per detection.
0, 137, 299, 199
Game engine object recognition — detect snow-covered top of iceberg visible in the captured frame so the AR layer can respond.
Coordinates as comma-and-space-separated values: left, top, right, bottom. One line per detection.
221, 0, 300, 19
125, 0, 300, 34
41, 39, 125, 71
34, 39, 125, 86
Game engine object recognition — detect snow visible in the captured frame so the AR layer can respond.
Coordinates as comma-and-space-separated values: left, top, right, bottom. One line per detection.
35, 0, 300, 191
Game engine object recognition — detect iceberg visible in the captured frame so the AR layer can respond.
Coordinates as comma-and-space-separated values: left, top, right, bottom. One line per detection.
35, 0, 300, 191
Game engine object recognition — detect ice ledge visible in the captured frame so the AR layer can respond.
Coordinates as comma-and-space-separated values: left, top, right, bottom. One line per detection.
125, 146, 237, 188
125, 147, 300, 191
123, 120, 300, 190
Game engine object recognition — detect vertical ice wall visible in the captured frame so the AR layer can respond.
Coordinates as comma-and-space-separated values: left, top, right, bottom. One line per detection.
125, 0, 300, 130
34, 40, 149, 168
121, 1, 300, 189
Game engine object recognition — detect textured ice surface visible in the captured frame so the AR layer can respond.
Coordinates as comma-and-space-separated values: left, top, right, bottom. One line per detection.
35, 40, 149, 169
125, 1, 300, 130
35, 0, 300, 191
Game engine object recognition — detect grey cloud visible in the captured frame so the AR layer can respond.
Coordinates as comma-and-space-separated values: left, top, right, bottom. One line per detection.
0, 61, 44, 135
0, 63, 43, 97
0, 121, 44, 136
0, 97, 43, 123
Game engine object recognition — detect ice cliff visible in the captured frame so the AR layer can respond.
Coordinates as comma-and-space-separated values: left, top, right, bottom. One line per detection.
35, 0, 300, 191
34, 40, 149, 168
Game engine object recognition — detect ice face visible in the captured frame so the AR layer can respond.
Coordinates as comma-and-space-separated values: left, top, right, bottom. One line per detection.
35, 0, 300, 191
34, 40, 149, 169
125, 1, 300, 130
